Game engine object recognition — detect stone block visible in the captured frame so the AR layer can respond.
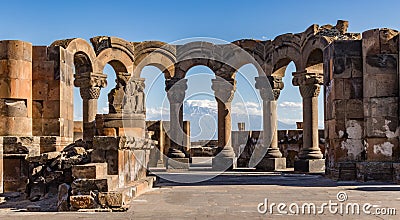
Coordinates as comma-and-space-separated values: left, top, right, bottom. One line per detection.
332, 100, 346, 119
0, 117, 32, 136
344, 78, 363, 100
294, 159, 325, 173
356, 162, 393, 182
2, 136, 40, 156
345, 99, 363, 119
365, 97, 398, 118
212, 156, 236, 171
362, 29, 381, 57
255, 157, 286, 171
3, 156, 29, 192
0, 98, 28, 117
0, 78, 32, 99
375, 74, 398, 97
364, 54, 398, 75
365, 137, 399, 162
0, 60, 32, 80
0, 40, 32, 61
70, 195, 97, 210
98, 192, 123, 208
42, 100, 61, 119
32, 46, 47, 61
167, 158, 189, 170
57, 183, 70, 211
32, 61, 55, 81
71, 178, 109, 195
365, 116, 398, 138
47, 80, 60, 100
32, 80, 48, 100
72, 163, 107, 179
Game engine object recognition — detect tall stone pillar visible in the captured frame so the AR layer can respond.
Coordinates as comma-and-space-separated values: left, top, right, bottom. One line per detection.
293, 71, 324, 173
74, 72, 107, 142
165, 77, 189, 169
211, 78, 237, 170
254, 76, 286, 171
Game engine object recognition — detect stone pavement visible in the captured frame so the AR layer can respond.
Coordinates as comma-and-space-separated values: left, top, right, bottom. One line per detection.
0, 171, 399, 219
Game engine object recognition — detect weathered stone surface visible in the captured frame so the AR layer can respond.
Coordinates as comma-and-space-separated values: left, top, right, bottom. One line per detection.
57, 183, 70, 211
72, 163, 107, 179
98, 192, 123, 208
70, 195, 97, 210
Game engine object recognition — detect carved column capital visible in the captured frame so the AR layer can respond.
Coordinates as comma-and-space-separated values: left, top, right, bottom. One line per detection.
211, 78, 236, 104
165, 77, 187, 104
255, 76, 284, 101
74, 72, 107, 100
292, 71, 323, 98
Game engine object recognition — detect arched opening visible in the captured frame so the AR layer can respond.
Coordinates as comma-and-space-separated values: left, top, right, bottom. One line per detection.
184, 65, 217, 166
276, 61, 303, 167
306, 49, 324, 74
98, 64, 117, 114
231, 64, 262, 167
140, 65, 169, 167
184, 66, 217, 142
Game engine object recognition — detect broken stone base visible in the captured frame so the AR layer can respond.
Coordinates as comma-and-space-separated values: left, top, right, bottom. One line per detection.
212, 157, 237, 171
166, 158, 189, 170
256, 158, 286, 171
294, 159, 325, 173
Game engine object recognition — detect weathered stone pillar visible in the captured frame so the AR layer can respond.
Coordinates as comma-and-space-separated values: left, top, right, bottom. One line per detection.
254, 76, 286, 171
74, 72, 107, 142
165, 77, 189, 169
211, 78, 237, 170
293, 71, 324, 172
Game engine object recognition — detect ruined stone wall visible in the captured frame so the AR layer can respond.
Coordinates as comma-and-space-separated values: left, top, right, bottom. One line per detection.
324, 40, 364, 180
32, 46, 74, 144
324, 29, 400, 182
0, 40, 33, 136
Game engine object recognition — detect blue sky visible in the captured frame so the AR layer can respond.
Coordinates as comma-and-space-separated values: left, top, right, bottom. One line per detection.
2, 0, 400, 138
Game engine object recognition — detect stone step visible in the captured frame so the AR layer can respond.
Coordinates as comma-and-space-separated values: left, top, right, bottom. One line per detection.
71, 175, 119, 195
72, 163, 108, 179
118, 176, 156, 205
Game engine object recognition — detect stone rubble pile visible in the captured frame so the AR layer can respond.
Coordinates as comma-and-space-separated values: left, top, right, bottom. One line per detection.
25, 140, 92, 209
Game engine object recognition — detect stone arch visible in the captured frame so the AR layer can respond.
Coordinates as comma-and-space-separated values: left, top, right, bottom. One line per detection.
133, 41, 176, 79
50, 38, 96, 74
270, 34, 302, 76
90, 36, 135, 74
302, 36, 331, 73
227, 40, 268, 77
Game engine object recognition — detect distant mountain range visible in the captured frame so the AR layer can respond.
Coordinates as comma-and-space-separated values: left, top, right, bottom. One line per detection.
147, 101, 297, 141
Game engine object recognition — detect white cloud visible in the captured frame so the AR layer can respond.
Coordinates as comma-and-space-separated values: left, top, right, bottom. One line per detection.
278, 101, 302, 109
185, 99, 217, 110
146, 106, 170, 120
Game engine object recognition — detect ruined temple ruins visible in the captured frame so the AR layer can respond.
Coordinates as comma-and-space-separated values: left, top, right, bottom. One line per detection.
0, 20, 399, 211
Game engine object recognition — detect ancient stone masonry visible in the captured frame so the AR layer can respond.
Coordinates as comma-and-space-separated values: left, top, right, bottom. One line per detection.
1, 20, 400, 212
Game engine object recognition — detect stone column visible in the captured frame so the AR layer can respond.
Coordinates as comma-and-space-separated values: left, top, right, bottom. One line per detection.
165, 77, 189, 169
254, 76, 286, 171
211, 78, 237, 170
74, 72, 107, 142
292, 71, 325, 173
